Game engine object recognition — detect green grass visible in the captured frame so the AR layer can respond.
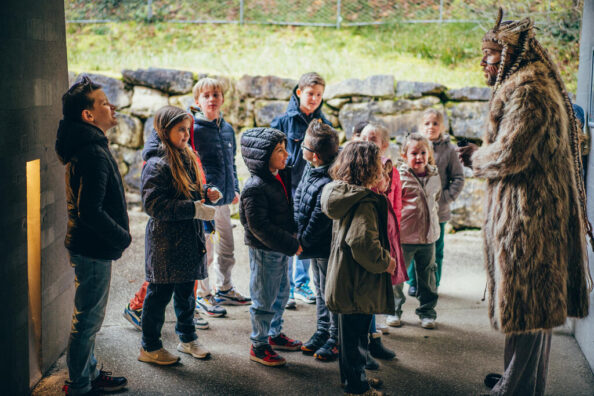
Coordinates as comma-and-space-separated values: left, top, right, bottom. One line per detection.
66, 21, 579, 91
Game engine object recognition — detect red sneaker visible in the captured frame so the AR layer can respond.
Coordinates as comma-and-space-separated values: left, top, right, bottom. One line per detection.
250, 344, 286, 366
269, 333, 303, 351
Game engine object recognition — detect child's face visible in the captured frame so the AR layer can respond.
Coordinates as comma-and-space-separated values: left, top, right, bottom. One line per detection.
269, 141, 289, 172
404, 141, 429, 174
196, 87, 224, 120
361, 129, 388, 154
421, 114, 444, 142
168, 118, 192, 150
296, 84, 324, 116
301, 133, 315, 163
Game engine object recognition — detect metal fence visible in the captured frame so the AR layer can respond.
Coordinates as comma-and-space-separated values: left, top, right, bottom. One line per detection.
65, 0, 575, 27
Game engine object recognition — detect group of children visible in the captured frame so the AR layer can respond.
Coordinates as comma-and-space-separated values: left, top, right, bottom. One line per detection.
123, 72, 464, 396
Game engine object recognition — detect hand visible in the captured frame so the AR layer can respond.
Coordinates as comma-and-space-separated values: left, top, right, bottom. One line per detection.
386, 258, 396, 275
206, 187, 222, 203
295, 245, 303, 256
232, 191, 240, 205
456, 143, 478, 168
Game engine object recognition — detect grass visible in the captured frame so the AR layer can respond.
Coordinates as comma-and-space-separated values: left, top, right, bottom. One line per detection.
66, 21, 579, 92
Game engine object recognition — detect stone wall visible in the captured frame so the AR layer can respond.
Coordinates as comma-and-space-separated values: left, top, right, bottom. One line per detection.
70, 68, 488, 229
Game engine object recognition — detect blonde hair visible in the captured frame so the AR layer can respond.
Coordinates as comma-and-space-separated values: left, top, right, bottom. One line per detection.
401, 133, 435, 166
153, 106, 203, 199
420, 108, 445, 132
192, 77, 225, 100
361, 122, 390, 147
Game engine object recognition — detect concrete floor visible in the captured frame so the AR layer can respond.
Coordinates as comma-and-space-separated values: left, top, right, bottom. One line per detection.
33, 210, 594, 395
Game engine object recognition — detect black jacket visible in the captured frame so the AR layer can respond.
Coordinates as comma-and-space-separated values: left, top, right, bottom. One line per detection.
141, 131, 208, 283
55, 120, 131, 260
293, 163, 333, 259
239, 127, 299, 256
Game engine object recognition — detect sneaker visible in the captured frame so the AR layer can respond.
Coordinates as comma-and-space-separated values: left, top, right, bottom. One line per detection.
193, 312, 209, 330
386, 314, 402, 327
314, 338, 339, 361
177, 340, 210, 359
408, 285, 417, 297
285, 288, 297, 309
196, 294, 227, 317
421, 317, 436, 329
123, 304, 142, 331
376, 321, 390, 335
250, 344, 286, 367
301, 330, 329, 355
214, 287, 252, 306
138, 347, 180, 365
91, 368, 127, 392
63, 383, 100, 395
269, 333, 303, 351
294, 284, 316, 304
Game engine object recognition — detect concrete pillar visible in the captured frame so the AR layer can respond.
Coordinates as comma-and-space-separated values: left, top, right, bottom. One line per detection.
0, 0, 70, 393
577, 0, 594, 373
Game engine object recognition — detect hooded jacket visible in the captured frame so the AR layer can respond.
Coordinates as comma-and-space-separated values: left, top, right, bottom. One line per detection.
239, 127, 299, 256
188, 106, 239, 205
432, 134, 465, 222
141, 130, 207, 283
55, 119, 131, 260
270, 86, 332, 193
321, 181, 395, 314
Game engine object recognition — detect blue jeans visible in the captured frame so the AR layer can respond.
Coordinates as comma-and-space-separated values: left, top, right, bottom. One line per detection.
289, 256, 310, 289
249, 248, 290, 347
66, 253, 112, 395
141, 281, 197, 352
310, 258, 338, 339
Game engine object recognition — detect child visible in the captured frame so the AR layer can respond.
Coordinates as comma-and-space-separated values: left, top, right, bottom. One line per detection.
240, 127, 303, 367
392, 133, 442, 329
189, 77, 251, 317
321, 141, 396, 396
271, 72, 332, 307
409, 109, 464, 295
138, 106, 215, 365
351, 120, 369, 141
293, 121, 340, 361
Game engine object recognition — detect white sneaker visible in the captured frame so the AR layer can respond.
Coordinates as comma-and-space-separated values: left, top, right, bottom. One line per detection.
376, 322, 390, 335
421, 318, 436, 329
177, 340, 211, 359
386, 315, 402, 327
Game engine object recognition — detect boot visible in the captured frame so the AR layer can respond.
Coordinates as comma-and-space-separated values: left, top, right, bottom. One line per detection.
368, 332, 396, 360
365, 350, 379, 370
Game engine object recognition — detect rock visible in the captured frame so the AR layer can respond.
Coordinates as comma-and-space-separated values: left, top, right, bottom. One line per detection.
447, 101, 490, 140
124, 150, 144, 191
143, 116, 155, 145
129, 86, 169, 119
446, 87, 491, 101
228, 98, 255, 128
338, 102, 373, 138
254, 100, 288, 127
109, 144, 128, 176
122, 67, 194, 95
107, 113, 143, 148
78, 73, 131, 109
169, 94, 194, 110
372, 97, 441, 114
375, 112, 426, 138
236, 75, 296, 100
395, 81, 447, 99
324, 75, 395, 100
326, 113, 340, 128
326, 97, 351, 110
449, 177, 486, 229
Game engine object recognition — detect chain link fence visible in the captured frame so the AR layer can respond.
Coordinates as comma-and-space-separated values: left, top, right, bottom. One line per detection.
65, 0, 578, 27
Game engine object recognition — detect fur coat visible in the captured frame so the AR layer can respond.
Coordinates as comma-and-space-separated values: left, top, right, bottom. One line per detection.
472, 59, 589, 333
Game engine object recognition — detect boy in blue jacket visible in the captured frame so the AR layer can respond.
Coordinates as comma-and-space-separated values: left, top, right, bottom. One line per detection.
271, 72, 332, 308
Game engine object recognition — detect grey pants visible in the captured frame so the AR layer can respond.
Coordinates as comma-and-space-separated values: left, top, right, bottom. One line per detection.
491, 329, 552, 396
310, 257, 338, 339
196, 204, 236, 296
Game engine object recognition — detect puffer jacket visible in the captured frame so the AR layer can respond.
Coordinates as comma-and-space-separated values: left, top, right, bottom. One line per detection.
188, 106, 239, 205
321, 181, 395, 315
239, 127, 299, 256
141, 136, 207, 283
399, 164, 441, 245
293, 163, 333, 259
55, 119, 131, 260
432, 135, 465, 222
270, 86, 332, 193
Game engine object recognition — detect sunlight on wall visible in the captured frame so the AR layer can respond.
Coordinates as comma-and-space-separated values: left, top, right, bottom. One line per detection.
27, 159, 41, 386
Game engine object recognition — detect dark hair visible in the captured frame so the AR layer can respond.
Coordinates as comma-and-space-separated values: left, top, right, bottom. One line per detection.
298, 72, 325, 90
330, 141, 382, 187
305, 120, 339, 164
352, 121, 369, 139
62, 75, 102, 121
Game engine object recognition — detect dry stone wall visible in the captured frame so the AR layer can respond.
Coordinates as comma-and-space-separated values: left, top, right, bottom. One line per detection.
69, 68, 490, 229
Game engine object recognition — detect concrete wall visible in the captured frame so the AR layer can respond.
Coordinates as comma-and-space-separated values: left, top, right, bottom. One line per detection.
0, 0, 70, 393
576, 0, 594, 374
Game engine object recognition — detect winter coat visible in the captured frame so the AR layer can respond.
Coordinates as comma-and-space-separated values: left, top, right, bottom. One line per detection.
270, 86, 332, 193
239, 127, 299, 256
294, 163, 333, 259
472, 59, 589, 333
188, 106, 239, 205
55, 120, 131, 260
321, 181, 395, 315
141, 135, 207, 283
432, 135, 465, 222
399, 164, 441, 245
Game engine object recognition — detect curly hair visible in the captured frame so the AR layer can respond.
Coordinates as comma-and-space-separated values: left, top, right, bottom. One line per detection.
330, 141, 382, 188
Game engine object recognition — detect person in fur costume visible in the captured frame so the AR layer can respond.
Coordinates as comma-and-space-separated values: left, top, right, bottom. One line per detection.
468, 8, 593, 395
